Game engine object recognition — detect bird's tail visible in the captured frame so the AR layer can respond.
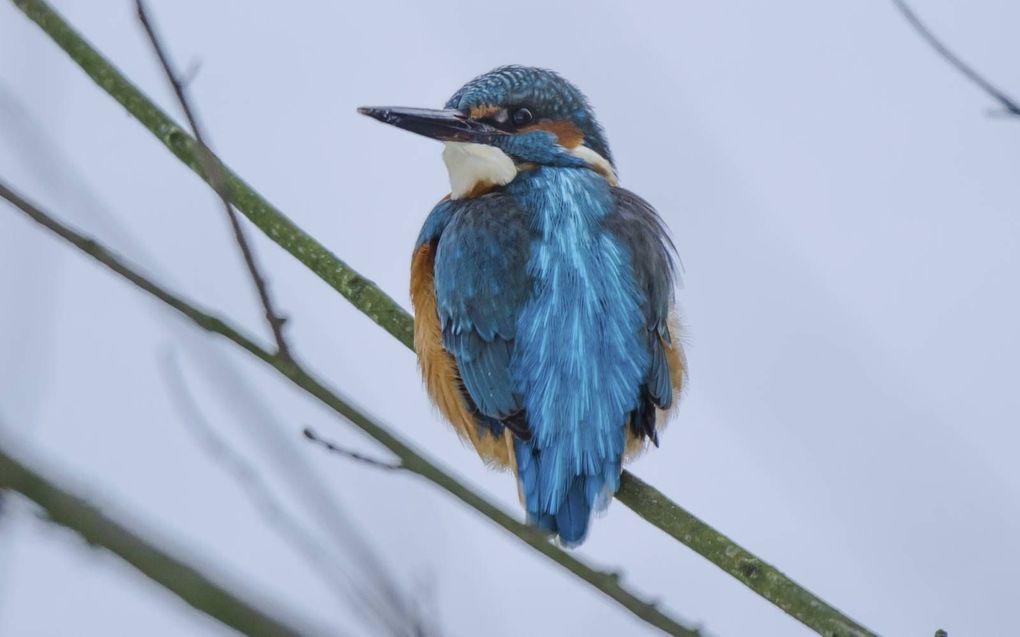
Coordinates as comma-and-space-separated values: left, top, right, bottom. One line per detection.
514, 439, 619, 546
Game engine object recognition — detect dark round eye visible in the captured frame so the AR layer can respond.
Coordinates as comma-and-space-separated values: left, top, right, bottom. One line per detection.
511, 107, 534, 126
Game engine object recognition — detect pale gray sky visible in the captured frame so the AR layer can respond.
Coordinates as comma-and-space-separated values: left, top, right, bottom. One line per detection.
1, 1, 1019, 635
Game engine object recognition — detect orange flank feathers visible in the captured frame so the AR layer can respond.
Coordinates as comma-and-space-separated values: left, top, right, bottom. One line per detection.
410, 242, 514, 468
625, 318, 687, 459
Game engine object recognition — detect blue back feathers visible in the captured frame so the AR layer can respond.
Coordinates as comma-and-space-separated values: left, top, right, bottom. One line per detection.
509, 167, 648, 545
418, 174, 677, 545
429, 196, 531, 437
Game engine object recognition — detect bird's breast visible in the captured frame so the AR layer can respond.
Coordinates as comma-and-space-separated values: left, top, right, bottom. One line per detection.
509, 168, 648, 446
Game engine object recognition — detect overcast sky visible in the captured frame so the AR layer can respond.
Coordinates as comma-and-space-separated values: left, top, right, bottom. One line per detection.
1, 1, 1019, 635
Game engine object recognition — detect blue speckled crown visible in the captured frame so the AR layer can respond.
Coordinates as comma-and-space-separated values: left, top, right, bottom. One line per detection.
445, 66, 613, 166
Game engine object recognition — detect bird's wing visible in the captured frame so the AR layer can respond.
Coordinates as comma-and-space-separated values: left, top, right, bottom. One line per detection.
414, 194, 533, 446
603, 187, 685, 445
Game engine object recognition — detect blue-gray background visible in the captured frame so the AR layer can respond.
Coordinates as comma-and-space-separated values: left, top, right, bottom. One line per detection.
1, 1, 1018, 635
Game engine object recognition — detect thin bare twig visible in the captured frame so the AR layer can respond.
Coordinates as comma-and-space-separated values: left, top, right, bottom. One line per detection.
891, 0, 1020, 117
135, 0, 294, 360
303, 427, 403, 471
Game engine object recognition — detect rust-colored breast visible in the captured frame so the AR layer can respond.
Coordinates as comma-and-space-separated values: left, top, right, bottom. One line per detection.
410, 243, 514, 469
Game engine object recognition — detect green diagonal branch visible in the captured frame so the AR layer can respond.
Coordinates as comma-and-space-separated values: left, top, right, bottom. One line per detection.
0, 179, 700, 637
616, 474, 871, 637
9, 1, 877, 635
0, 445, 306, 637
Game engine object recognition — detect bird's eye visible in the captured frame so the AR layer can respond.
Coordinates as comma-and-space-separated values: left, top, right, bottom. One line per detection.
511, 107, 534, 126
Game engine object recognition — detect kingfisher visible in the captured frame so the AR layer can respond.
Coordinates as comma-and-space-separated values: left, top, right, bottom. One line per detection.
360, 66, 685, 546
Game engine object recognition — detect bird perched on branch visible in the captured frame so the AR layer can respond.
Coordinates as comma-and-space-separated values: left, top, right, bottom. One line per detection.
360, 66, 685, 546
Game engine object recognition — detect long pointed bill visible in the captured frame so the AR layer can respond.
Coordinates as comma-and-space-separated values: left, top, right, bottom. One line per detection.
357, 106, 505, 144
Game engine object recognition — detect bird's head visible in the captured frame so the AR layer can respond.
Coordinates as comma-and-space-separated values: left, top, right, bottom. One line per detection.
359, 65, 617, 199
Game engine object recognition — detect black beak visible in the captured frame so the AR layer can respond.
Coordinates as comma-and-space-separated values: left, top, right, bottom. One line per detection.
357, 106, 505, 144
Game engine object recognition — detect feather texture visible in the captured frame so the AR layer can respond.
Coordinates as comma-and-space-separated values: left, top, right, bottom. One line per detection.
507, 167, 649, 545
433, 194, 532, 436
411, 201, 516, 467
413, 170, 682, 544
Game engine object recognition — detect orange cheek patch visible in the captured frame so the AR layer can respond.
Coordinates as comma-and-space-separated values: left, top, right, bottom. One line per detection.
522, 120, 585, 148
410, 243, 513, 469
468, 104, 503, 120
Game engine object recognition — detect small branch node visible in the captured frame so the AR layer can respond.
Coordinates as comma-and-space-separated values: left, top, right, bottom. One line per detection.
180, 59, 202, 88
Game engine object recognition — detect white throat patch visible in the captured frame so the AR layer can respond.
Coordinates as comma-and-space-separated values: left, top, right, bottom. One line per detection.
441, 141, 618, 198
443, 142, 517, 199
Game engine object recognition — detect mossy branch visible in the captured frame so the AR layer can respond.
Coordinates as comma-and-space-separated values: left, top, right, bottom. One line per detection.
9, 1, 877, 634
0, 445, 307, 637
0, 179, 700, 637
617, 474, 872, 637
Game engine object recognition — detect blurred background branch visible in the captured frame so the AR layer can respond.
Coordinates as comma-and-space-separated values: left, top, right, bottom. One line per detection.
0, 80, 430, 637
0, 439, 312, 637
5, 1, 877, 635
159, 351, 430, 637
0, 177, 703, 637
891, 0, 1019, 117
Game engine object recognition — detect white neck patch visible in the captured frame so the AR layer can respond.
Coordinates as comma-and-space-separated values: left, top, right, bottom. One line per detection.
443, 142, 517, 199
441, 141, 618, 199
569, 145, 619, 187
